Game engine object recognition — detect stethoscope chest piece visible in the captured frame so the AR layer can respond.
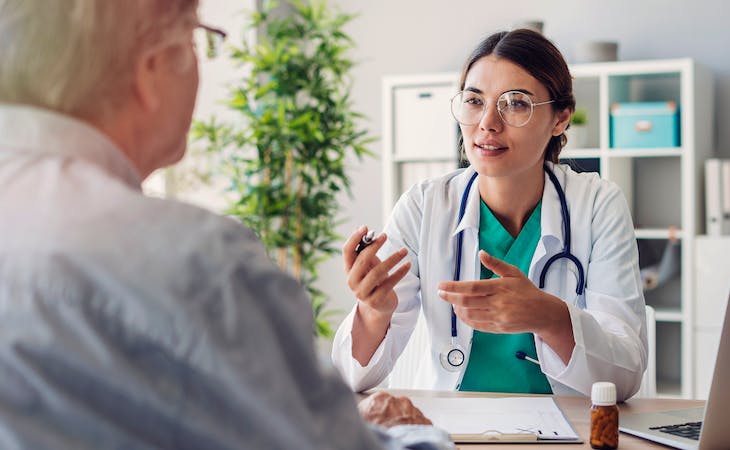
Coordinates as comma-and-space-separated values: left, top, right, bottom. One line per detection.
439, 341, 465, 372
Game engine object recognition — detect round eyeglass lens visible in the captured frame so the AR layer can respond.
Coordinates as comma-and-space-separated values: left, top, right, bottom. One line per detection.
497, 91, 534, 127
450, 91, 486, 126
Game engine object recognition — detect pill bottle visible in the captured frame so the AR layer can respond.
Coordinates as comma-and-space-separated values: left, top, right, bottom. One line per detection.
590, 381, 618, 449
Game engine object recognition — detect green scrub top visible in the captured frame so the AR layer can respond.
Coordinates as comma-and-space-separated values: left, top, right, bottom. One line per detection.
458, 199, 552, 394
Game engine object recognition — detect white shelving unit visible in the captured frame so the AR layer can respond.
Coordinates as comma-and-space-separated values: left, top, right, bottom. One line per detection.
693, 236, 730, 399
382, 58, 714, 398
566, 59, 713, 399
382, 73, 460, 221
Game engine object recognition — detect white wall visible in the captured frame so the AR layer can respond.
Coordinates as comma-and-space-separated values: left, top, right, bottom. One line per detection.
144, 0, 253, 209
195, 1, 251, 121
319, 0, 730, 329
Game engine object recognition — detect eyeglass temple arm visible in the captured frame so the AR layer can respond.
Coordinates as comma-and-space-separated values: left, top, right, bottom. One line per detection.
532, 99, 556, 106
198, 23, 227, 39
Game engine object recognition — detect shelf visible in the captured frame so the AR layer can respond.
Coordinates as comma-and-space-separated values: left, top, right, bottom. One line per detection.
561, 148, 684, 158
634, 228, 684, 239
607, 148, 683, 158
569, 58, 693, 77
393, 155, 457, 163
560, 149, 601, 159
654, 308, 684, 323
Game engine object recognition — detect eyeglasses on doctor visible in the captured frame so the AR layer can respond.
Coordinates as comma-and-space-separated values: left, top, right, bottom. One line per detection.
450, 90, 556, 128
194, 23, 227, 59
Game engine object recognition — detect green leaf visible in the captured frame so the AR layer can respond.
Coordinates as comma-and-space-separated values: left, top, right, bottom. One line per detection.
194, 0, 372, 338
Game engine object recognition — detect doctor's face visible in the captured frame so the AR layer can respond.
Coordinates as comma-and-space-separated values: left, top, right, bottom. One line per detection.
459, 55, 569, 179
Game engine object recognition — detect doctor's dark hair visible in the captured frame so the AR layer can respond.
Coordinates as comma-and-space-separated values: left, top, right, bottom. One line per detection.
457, 29, 575, 163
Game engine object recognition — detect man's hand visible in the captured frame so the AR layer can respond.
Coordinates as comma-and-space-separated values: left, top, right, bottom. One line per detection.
358, 391, 432, 428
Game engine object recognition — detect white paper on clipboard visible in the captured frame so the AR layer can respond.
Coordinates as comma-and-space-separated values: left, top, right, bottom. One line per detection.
408, 396, 582, 443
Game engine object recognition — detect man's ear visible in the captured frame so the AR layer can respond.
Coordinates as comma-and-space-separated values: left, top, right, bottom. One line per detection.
133, 49, 162, 112
552, 108, 572, 136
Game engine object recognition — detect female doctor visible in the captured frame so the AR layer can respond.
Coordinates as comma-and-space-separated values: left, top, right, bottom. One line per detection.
332, 29, 648, 401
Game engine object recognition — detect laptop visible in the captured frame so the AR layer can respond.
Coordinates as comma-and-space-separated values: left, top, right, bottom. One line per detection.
619, 295, 730, 449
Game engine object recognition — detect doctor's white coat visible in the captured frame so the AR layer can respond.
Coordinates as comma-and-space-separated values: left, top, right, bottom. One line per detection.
332, 162, 648, 402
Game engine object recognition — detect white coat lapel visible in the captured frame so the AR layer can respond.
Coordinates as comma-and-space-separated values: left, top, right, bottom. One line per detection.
451, 169, 481, 283
529, 163, 567, 284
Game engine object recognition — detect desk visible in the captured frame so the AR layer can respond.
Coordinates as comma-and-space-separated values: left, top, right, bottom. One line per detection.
382, 389, 704, 449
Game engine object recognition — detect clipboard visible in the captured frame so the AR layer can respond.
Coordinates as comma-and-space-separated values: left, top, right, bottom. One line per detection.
408, 396, 583, 444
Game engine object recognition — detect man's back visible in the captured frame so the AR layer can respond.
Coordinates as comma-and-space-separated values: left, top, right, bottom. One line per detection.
0, 104, 386, 449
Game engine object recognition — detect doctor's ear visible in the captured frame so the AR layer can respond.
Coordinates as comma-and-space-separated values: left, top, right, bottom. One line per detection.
551, 108, 572, 136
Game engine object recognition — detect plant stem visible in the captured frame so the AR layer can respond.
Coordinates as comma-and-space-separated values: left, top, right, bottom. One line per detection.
262, 147, 271, 246
293, 172, 304, 280
278, 149, 295, 273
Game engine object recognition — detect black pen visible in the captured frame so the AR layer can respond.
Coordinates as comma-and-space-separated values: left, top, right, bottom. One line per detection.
354, 230, 376, 254
515, 350, 540, 365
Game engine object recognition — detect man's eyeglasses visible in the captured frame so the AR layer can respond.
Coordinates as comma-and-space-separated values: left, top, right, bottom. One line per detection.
194, 23, 227, 58
450, 90, 556, 128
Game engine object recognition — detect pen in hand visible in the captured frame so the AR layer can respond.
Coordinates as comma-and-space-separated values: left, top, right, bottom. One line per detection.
355, 230, 376, 254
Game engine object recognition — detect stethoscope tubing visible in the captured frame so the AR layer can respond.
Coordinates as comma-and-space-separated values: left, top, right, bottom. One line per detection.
449, 164, 585, 341
541, 164, 585, 295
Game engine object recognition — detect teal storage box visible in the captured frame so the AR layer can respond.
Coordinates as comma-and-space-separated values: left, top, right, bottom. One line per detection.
610, 101, 680, 148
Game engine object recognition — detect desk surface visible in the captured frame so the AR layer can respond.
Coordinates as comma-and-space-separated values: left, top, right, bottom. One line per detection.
383, 389, 705, 449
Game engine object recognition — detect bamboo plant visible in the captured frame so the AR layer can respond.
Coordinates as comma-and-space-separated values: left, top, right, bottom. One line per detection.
192, 0, 373, 337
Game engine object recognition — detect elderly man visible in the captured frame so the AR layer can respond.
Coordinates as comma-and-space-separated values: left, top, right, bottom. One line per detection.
0, 1, 452, 449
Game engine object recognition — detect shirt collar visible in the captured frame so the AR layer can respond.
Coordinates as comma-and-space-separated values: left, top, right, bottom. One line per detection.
540, 161, 566, 247
0, 103, 142, 189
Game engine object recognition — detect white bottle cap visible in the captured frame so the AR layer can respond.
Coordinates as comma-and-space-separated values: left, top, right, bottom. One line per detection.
591, 382, 616, 406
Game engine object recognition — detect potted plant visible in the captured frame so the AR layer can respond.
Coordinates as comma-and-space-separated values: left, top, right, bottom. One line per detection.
565, 107, 589, 149
192, 0, 373, 337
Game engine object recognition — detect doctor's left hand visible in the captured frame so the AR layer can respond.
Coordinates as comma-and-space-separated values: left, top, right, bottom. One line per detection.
437, 251, 574, 361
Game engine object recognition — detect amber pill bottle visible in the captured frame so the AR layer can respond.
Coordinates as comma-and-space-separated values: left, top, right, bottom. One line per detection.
590, 382, 619, 449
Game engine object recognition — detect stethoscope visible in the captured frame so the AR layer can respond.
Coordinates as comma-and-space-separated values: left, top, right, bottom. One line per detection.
440, 164, 586, 372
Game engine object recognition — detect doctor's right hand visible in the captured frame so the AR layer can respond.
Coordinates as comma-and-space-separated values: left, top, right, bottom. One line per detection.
343, 226, 411, 319
344, 226, 411, 365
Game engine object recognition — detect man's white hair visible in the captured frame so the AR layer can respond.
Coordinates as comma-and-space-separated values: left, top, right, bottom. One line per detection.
0, 0, 199, 118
